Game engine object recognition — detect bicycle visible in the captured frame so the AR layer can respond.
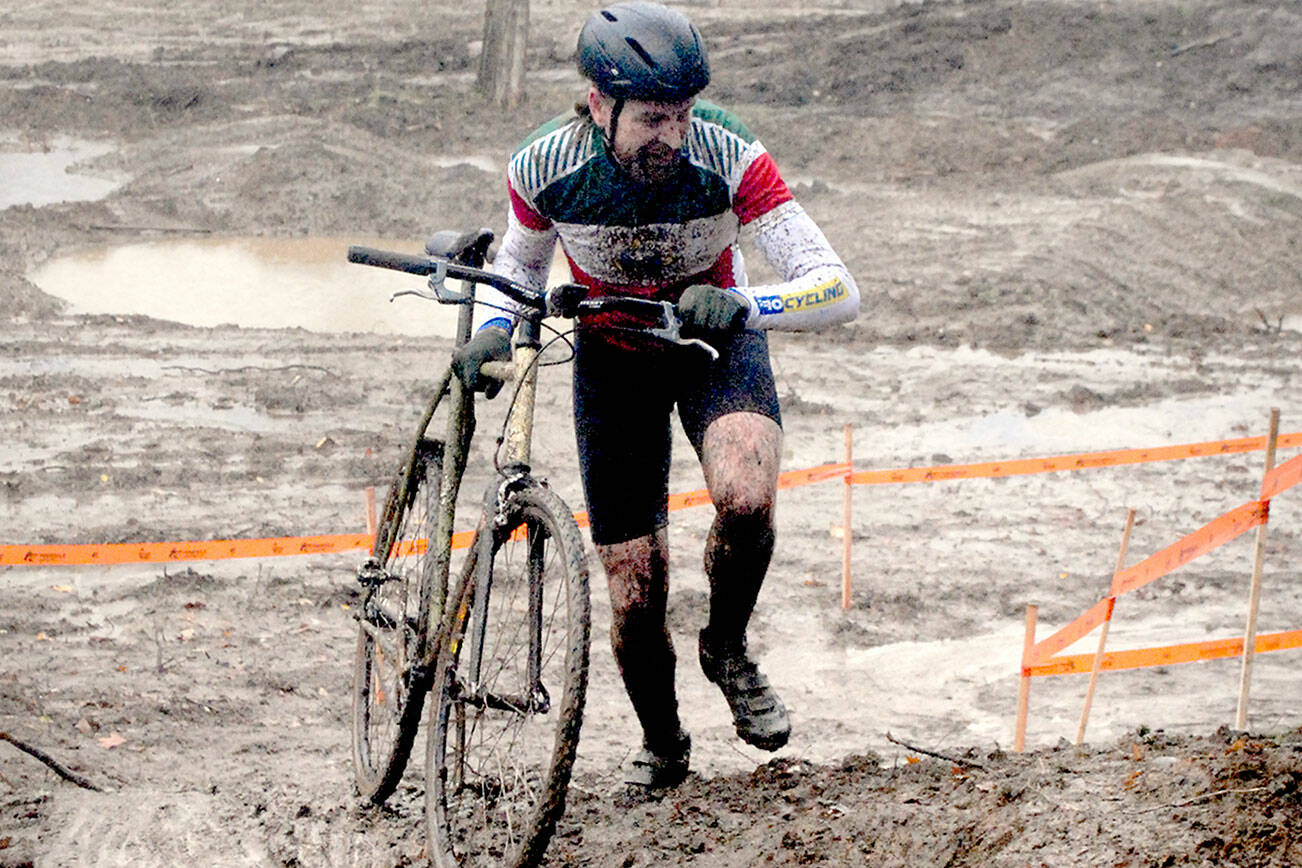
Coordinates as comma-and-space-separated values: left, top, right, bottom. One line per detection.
346, 229, 716, 867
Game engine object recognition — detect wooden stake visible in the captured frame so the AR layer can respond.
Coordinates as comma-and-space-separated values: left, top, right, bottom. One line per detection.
841, 424, 853, 610
364, 486, 378, 540
1076, 509, 1134, 744
1236, 407, 1280, 730
1015, 604, 1038, 752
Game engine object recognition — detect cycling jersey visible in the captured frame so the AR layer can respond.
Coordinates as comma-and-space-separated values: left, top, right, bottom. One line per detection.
478, 100, 859, 334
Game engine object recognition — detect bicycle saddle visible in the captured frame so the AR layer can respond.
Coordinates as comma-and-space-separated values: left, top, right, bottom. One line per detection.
425, 228, 496, 267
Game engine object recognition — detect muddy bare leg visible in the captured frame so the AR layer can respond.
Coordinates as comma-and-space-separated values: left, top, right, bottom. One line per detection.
597, 527, 683, 751
699, 412, 782, 646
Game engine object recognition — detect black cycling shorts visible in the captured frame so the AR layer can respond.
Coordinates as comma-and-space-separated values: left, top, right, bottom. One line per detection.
572, 329, 782, 546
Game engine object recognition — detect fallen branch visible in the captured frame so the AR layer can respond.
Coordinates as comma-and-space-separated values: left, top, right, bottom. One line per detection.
885, 731, 987, 770
1135, 786, 1269, 813
161, 363, 339, 378
87, 224, 212, 234
0, 732, 103, 791
1170, 32, 1235, 57
1254, 308, 1283, 336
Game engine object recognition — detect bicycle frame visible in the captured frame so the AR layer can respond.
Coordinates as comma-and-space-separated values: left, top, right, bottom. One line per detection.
405, 292, 547, 682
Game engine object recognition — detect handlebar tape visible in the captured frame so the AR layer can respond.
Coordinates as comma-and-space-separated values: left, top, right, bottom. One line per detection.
347, 245, 438, 276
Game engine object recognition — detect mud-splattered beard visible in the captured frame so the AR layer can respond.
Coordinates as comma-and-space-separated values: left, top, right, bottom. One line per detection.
621, 141, 682, 186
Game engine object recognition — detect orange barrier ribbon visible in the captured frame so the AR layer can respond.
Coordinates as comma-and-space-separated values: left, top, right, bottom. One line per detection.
1026, 597, 1113, 668
1027, 629, 1302, 677
851, 432, 1301, 486
1110, 501, 1267, 597
1261, 451, 1302, 501
4, 431, 1295, 569
1, 534, 373, 567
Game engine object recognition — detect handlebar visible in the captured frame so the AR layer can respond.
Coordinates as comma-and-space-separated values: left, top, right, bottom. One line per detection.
347, 245, 544, 310
346, 243, 719, 359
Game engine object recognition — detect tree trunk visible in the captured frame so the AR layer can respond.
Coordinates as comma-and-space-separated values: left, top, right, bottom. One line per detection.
477, 0, 529, 108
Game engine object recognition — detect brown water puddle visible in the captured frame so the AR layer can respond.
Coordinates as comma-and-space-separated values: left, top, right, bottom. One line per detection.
29, 236, 464, 336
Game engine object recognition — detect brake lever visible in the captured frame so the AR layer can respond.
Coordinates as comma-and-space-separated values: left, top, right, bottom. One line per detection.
645, 300, 719, 361
389, 259, 473, 305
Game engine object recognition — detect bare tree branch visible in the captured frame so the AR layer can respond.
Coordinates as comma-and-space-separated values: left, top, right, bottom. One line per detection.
0, 732, 104, 791
885, 731, 987, 770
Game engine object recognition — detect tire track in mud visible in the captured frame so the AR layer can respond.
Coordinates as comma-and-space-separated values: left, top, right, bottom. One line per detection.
41, 790, 274, 866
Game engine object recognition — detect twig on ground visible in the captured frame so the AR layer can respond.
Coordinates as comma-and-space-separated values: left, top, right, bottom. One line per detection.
86, 224, 212, 234
725, 740, 757, 762
885, 731, 987, 770
1254, 308, 1283, 336
161, 363, 339, 377
1170, 32, 1236, 57
0, 732, 103, 791
1134, 786, 1269, 813
154, 623, 167, 675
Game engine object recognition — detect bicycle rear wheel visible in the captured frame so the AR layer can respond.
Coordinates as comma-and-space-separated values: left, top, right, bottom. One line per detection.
352, 438, 443, 804
426, 480, 591, 868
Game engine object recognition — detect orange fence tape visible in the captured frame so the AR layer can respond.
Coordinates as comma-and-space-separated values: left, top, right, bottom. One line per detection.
1109, 500, 1268, 597
850, 432, 1301, 486
1262, 450, 1302, 501
1015, 416, 1299, 749
1027, 629, 1302, 677
2, 534, 374, 568
1027, 498, 1288, 673
0, 464, 856, 568
1029, 598, 1113, 666
3, 432, 1296, 569
1023, 500, 1275, 669
1025, 430, 1302, 677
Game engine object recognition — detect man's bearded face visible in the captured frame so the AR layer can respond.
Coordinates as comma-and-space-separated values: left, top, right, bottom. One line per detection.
593, 93, 694, 186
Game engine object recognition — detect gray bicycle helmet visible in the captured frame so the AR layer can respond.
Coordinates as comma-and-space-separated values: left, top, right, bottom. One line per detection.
577, 2, 710, 103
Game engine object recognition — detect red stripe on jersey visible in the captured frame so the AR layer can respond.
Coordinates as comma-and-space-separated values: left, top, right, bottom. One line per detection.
509, 182, 552, 232
733, 152, 794, 225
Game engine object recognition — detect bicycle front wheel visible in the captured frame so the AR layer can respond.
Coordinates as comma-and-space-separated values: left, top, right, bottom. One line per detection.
352, 438, 444, 804
426, 480, 591, 868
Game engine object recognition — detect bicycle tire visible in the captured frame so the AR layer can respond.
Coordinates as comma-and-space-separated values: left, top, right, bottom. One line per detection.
351, 438, 444, 804
426, 480, 591, 868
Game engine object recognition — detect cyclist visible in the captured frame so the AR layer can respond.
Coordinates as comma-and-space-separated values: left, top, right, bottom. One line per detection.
454, 0, 859, 790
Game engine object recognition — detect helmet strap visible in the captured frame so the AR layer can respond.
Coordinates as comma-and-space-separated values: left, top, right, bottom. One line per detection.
607, 97, 625, 150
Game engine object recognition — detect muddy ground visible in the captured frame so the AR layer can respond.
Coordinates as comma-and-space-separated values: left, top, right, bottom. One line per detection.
2, 0, 1302, 864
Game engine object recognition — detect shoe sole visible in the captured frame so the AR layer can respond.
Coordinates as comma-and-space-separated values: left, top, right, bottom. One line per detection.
737, 724, 790, 752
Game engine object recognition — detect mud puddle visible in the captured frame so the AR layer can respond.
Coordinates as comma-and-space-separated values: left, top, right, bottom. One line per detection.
28, 236, 463, 337
0, 135, 123, 208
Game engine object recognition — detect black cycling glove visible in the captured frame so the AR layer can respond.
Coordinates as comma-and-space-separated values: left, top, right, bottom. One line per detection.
451, 326, 511, 399
678, 285, 749, 335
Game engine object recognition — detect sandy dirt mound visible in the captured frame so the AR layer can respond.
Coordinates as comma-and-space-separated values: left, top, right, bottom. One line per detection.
2, 0, 1301, 865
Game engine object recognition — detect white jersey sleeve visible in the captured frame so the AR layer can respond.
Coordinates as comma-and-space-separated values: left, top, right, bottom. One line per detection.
471, 210, 558, 333
734, 200, 859, 332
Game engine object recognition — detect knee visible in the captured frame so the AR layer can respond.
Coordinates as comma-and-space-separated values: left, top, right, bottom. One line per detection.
713, 486, 775, 530
599, 534, 670, 623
